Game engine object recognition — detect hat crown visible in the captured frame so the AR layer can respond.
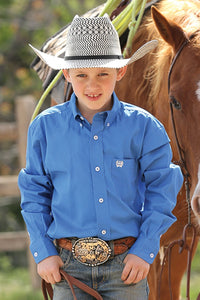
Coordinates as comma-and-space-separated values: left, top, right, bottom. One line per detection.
65, 15, 122, 58
29, 14, 158, 70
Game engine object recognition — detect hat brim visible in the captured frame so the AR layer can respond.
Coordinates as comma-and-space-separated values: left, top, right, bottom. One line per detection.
29, 40, 158, 70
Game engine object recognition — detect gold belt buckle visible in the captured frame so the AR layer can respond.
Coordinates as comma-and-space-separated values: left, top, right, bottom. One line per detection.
72, 237, 111, 266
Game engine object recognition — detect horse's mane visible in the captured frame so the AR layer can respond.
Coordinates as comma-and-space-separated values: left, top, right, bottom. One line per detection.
136, 0, 200, 102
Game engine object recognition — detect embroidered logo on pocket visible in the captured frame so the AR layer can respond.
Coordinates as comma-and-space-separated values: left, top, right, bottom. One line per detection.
116, 160, 124, 168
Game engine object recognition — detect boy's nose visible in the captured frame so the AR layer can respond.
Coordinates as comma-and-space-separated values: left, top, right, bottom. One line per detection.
87, 78, 99, 89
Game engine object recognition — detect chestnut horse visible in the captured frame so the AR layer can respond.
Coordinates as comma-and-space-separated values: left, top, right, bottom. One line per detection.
115, 1, 200, 299
31, 0, 200, 298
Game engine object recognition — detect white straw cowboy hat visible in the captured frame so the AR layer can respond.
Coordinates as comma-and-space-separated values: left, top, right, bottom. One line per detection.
29, 14, 158, 70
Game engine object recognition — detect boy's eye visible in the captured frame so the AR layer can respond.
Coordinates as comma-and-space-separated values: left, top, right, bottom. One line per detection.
99, 73, 108, 76
77, 74, 86, 78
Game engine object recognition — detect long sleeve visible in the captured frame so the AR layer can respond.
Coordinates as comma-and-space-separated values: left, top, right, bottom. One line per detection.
128, 117, 183, 263
18, 118, 57, 263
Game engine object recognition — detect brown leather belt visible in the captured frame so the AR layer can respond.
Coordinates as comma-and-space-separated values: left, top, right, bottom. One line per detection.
56, 236, 136, 256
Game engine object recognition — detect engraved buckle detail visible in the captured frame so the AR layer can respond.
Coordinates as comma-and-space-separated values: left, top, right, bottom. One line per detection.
72, 237, 111, 266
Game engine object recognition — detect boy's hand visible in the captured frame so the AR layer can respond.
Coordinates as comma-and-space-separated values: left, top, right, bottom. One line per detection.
37, 255, 64, 284
121, 254, 150, 284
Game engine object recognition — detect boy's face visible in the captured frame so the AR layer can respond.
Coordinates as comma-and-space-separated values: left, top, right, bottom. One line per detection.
63, 67, 127, 122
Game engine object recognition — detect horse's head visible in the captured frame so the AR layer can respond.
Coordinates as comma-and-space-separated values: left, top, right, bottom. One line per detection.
152, 6, 200, 222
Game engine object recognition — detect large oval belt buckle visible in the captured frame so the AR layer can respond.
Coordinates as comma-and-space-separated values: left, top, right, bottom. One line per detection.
72, 237, 111, 266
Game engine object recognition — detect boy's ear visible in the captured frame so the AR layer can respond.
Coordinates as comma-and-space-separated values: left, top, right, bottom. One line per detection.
116, 66, 127, 81
62, 69, 71, 82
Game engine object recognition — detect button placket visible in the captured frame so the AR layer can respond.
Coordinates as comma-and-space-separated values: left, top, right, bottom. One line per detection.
90, 119, 110, 239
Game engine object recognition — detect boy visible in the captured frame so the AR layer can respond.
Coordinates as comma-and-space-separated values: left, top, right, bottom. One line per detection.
18, 15, 183, 299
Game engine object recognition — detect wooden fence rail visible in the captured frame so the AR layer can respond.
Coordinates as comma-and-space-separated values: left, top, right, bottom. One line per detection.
0, 95, 41, 288
0, 176, 19, 197
0, 122, 17, 142
0, 231, 28, 251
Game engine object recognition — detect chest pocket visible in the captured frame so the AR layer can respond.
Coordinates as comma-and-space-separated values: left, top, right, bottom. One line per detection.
111, 158, 138, 199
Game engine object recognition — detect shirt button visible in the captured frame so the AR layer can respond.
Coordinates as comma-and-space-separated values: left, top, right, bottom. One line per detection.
99, 198, 104, 203
34, 252, 38, 257
95, 166, 100, 172
150, 253, 154, 258
93, 135, 98, 140
106, 122, 110, 127
101, 230, 106, 235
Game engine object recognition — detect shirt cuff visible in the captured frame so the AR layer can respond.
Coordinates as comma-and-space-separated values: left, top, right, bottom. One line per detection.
128, 234, 160, 264
30, 236, 58, 264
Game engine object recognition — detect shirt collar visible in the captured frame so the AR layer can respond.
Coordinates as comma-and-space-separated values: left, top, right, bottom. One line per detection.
106, 92, 121, 125
69, 92, 121, 124
70, 93, 81, 119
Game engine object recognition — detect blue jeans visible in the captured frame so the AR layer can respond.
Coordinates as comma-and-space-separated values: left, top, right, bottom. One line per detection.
53, 248, 149, 300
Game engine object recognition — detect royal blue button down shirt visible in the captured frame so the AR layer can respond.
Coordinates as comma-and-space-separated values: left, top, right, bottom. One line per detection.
18, 92, 183, 264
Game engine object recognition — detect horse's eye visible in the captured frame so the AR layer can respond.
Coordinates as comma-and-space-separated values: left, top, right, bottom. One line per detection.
170, 95, 182, 110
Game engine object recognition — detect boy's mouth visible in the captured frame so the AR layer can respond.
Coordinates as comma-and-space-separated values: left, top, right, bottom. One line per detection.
87, 94, 101, 100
